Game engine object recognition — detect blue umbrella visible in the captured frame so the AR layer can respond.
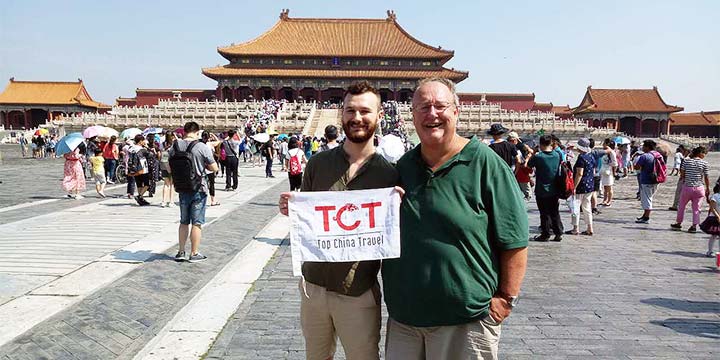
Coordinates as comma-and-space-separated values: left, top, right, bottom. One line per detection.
613, 136, 630, 145
277, 134, 289, 140
142, 127, 163, 135
55, 132, 85, 156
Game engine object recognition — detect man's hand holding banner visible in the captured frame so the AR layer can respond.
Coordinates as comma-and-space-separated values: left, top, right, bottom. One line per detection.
288, 187, 401, 276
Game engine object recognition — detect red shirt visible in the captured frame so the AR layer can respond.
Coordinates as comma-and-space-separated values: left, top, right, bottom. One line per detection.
515, 165, 533, 183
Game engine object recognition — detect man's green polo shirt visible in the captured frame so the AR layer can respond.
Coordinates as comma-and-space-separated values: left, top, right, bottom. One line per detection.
382, 136, 529, 327
301, 144, 398, 296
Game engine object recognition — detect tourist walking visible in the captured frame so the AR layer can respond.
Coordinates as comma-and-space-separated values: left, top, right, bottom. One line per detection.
128, 134, 151, 206
261, 139, 275, 178
169, 121, 218, 263
62, 146, 86, 199
319, 125, 340, 152
160, 132, 175, 207
566, 138, 597, 236
286, 137, 307, 191
146, 134, 160, 197
671, 146, 710, 233
600, 139, 618, 206
669, 145, 689, 210
18, 133, 27, 157
487, 124, 517, 168
103, 135, 119, 184
528, 135, 565, 241
222, 129, 240, 191
634, 140, 665, 224
89, 148, 107, 198
701, 183, 720, 258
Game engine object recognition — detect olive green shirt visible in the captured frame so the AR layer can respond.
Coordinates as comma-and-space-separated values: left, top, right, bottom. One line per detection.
301, 144, 399, 296
382, 137, 529, 326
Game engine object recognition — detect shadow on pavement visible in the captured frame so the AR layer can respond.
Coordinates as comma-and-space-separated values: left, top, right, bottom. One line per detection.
649, 318, 720, 339
640, 297, 720, 313
672, 267, 719, 274
109, 249, 174, 262
652, 250, 708, 258
248, 201, 277, 207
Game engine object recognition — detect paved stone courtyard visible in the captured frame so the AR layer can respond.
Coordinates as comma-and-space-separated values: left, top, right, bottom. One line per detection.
0, 143, 718, 359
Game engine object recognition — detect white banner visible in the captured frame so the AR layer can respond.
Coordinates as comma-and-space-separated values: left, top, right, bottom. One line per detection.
288, 187, 401, 276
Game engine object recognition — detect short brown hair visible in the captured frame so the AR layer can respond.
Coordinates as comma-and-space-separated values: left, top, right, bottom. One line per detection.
344, 81, 381, 109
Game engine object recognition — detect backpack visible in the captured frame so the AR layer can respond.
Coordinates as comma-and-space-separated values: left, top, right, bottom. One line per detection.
648, 151, 667, 184
127, 149, 146, 176
289, 152, 302, 176
555, 159, 575, 200
169, 141, 202, 193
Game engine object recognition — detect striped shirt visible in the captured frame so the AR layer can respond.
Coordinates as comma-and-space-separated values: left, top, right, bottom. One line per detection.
681, 157, 709, 188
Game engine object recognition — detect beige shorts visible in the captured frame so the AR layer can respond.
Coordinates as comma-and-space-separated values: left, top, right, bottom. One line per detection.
385, 315, 501, 360
299, 279, 381, 360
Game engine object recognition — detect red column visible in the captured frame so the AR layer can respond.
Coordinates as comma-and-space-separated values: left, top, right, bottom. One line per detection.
274, 88, 280, 100
316, 89, 322, 103
24, 109, 31, 129
635, 118, 642, 136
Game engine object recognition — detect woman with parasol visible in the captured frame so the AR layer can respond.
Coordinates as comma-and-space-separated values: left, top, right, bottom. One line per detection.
62, 142, 87, 199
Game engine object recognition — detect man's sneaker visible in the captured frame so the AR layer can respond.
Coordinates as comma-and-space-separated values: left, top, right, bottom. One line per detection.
188, 253, 208, 263
98, 192, 106, 198
688, 225, 697, 233
552, 235, 563, 242
635, 217, 649, 224
592, 208, 601, 215
668, 206, 678, 211
670, 223, 682, 230
160, 202, 167, 208
107, 180, 115, 184
174, 251, 186, 262
706, 251, 716, 258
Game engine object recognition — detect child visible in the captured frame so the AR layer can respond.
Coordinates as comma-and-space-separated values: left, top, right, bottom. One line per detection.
701, 183, 720, 258
515, 163, 534, 201
670, 147, 684, 176
89, 148, 107, 198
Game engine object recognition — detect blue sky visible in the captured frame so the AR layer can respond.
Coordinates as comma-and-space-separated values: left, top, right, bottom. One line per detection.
1, 0, 717, 111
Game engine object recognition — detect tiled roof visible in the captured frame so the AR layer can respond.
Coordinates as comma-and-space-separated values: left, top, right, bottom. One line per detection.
551, 105, 572, 114
573, 86, 683, 113
218, 12, 454, 61
136, 88, 209, 93
670, 112, 720, 126
0, 79, 103, 108
202, 66, 468, 81
531, 102, 553, 111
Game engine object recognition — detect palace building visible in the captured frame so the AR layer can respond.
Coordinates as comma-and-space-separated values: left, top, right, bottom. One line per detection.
0, 78, 107, 130
571, 86, 683, 137
201, 10, 468, 103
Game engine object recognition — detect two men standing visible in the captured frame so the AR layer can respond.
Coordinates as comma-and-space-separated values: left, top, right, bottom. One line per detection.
280, 79, 528, 359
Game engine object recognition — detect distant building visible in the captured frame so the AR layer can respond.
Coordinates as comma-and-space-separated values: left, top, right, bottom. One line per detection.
458, 93, 537, 112
0, 78, 107, 129
116, 89, 216, 107
669, 111, 720, 138
201, 10, 468, 103
572, 86, 683, 137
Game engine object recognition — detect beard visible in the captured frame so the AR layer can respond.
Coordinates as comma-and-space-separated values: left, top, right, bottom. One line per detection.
342, 120, 377, 144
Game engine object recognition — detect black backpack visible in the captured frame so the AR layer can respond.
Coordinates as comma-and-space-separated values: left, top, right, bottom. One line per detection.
169, 141, 202, 193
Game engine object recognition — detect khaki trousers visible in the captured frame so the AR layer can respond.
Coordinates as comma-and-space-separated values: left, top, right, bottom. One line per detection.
385, 316, 501, 360
299, 279, 381, 360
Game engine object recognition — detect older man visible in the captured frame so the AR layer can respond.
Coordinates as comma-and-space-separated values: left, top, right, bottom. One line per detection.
382, 78, 529, 359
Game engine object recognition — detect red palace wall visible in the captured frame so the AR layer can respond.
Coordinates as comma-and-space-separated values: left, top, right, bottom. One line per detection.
458, 93, 537, 112
670, 125, 720, 138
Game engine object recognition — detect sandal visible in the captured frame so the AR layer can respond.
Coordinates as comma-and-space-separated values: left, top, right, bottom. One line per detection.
211, 202, 221, 206
581, 231, 594, 236
564, 230, 579, 235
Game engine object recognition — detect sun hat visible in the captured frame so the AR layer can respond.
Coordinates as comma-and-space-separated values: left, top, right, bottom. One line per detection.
487, 123, 509, 135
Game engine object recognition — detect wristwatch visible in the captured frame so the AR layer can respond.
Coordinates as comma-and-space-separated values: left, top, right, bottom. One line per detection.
497, 291, 519, 308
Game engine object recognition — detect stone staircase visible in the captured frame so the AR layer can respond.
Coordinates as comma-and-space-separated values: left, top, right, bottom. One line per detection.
306, 109, 341, 138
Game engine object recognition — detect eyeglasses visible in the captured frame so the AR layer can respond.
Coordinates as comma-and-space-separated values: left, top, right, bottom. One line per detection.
414, 102, 455, 114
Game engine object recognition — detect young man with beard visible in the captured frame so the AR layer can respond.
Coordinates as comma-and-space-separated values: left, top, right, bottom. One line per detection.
278, 81, 398, 360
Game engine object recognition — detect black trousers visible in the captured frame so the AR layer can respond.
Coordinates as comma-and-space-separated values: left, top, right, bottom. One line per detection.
536, 195, 563, 236
265, 156, 273, 177
225, 156, 238, 189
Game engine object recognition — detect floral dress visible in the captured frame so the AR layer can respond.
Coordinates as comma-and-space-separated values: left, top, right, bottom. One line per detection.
62, 149, 86, 193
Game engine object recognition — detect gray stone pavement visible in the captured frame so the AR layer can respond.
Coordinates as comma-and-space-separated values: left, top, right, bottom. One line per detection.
0, 148, 718, 359
0, 180, 289, 359
207, 153, 720, 359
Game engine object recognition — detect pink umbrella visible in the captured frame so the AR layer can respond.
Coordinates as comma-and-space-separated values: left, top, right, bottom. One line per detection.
83, 125, 107, 139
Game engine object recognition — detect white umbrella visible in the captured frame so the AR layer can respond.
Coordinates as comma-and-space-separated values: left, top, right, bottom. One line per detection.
252, 132, 270, 143
377, 134, 406, 163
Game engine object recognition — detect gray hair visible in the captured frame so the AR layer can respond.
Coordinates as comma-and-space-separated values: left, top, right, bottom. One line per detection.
415, 77, 460, 106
